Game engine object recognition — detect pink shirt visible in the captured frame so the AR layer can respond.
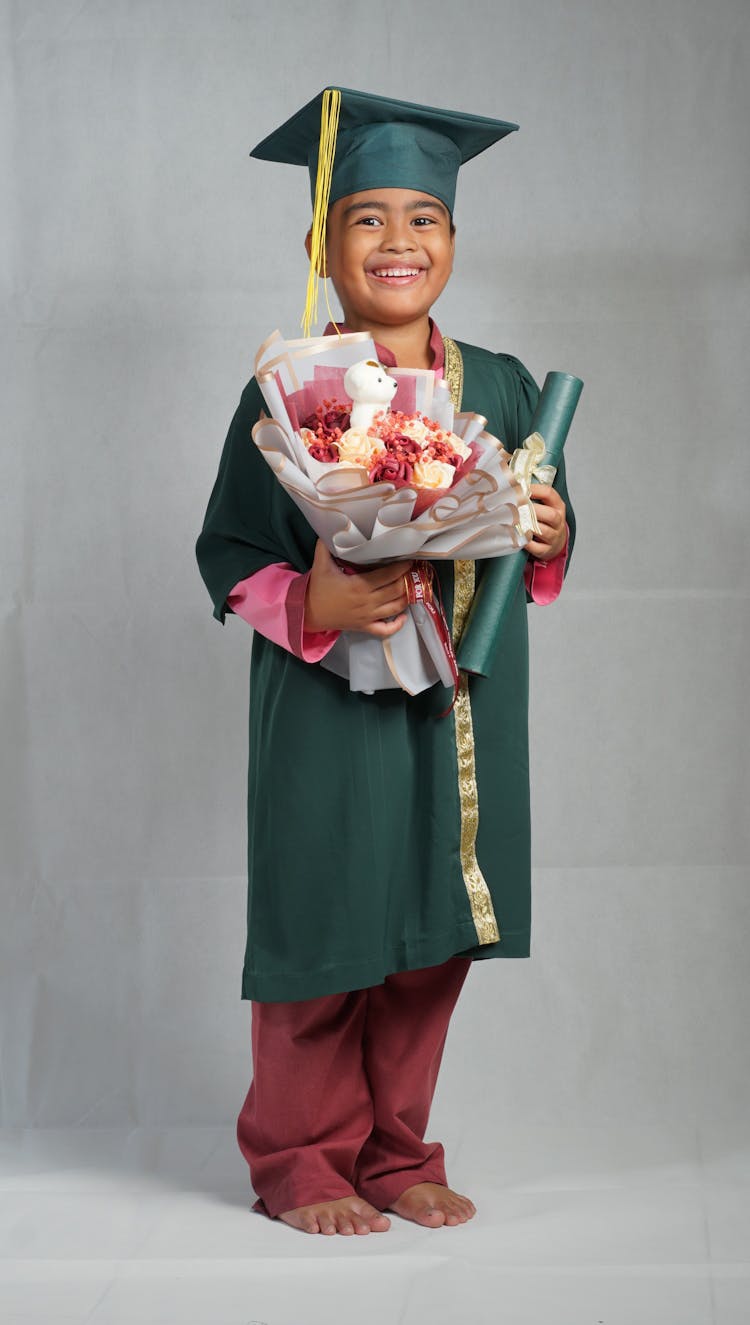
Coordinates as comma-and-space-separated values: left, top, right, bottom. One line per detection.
227, 321, 569, 660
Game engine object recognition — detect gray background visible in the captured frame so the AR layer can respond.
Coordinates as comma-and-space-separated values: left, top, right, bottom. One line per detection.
2, 0, 748, 1138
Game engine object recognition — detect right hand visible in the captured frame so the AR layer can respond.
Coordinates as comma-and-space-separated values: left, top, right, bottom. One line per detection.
304, 540, 413, 638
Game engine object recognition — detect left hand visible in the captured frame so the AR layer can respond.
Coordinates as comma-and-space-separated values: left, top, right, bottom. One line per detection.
525, 484, 567, 562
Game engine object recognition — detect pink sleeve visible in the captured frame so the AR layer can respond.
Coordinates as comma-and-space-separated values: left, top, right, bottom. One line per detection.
226, 563, 340, 662
523, 523, 571, 605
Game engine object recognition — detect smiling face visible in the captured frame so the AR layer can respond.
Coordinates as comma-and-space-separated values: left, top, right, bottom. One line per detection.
314, 187, 455, 331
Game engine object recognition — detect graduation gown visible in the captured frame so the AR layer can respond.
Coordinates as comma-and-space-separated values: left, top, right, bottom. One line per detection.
196, 339, 576, 1002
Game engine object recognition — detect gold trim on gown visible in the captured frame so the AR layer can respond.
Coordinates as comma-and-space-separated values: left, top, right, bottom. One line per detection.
442, 336, 500, 945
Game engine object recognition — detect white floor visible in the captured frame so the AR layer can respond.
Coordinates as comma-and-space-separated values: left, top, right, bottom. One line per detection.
1, 1122, 749, 1324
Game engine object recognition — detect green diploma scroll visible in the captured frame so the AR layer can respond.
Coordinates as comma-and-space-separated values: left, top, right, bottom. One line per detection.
454, 370, 583, 678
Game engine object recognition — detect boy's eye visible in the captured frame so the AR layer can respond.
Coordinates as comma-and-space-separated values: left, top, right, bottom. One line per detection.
354, 215, 438, 227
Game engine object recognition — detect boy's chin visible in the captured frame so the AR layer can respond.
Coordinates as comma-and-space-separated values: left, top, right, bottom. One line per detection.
342, 300, 435, 330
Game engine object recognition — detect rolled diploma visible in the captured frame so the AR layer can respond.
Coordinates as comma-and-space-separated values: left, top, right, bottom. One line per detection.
454, 371, 583, 678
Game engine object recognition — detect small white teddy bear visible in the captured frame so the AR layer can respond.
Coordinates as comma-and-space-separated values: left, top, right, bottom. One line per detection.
343, 359, 398, 431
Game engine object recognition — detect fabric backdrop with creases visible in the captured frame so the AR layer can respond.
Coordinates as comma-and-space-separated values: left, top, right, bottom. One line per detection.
1, 0, 749, 1134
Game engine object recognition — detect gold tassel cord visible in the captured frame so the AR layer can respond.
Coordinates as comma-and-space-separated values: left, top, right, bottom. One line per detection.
301, 88, 341, 337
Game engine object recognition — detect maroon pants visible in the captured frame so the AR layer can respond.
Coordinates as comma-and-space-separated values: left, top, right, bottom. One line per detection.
237, 956, 471, 1218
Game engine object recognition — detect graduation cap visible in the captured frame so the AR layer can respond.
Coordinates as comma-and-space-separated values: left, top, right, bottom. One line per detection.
250, 87, 519, 334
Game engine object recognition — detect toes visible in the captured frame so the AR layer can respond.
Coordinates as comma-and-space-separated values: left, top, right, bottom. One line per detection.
388, 1183, 476, 1229
281, 1198, 397, 1235
442, 1191, 476, 1222
351, 1200, 392, 1233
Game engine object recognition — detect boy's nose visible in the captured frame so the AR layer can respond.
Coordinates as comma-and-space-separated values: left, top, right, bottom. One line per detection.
380, 221, 416, 251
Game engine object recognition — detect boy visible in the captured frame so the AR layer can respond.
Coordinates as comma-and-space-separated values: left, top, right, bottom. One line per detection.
196, 88, 574, 1236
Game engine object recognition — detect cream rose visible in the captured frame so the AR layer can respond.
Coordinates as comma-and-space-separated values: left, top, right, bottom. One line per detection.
446, 431, 472, 461
412, 458, 456, 491
396, 418, 430, 446
335, 427, 384, 467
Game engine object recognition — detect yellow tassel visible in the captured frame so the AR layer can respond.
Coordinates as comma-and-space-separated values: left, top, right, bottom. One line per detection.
301, 88, 341, 338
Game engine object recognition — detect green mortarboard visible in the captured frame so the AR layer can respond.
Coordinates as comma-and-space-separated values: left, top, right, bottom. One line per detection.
250, 85, 519, 217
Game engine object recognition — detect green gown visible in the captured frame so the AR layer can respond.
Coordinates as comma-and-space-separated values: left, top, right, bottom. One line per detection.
196, 338, 576, 1002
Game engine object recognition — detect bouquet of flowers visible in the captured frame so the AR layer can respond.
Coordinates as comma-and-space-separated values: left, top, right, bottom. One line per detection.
300, 399, 473, 508
252, 329, 533, 696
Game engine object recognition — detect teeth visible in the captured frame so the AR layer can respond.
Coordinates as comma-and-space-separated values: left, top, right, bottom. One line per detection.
372, 268, 421, 277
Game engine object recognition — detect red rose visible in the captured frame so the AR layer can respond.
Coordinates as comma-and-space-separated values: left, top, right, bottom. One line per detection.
308, 442, 338, 463
299, 398, 351, 443
321, 405, 351, 432
368, 453, 414, 485
424, 437, 461, 468
384, 434, 421, 463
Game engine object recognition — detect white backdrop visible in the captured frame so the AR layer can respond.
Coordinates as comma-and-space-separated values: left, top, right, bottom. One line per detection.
1, 0, 748, 1133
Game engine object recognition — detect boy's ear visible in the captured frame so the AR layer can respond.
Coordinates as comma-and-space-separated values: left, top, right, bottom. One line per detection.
304, 227, 325, 276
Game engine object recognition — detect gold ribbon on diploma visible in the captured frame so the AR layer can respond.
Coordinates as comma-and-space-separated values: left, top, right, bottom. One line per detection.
508, 431, 558, 538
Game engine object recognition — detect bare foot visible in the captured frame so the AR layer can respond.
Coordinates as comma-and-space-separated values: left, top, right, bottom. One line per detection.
278, 1195, 391, 1236
389, 1181, 476, 1228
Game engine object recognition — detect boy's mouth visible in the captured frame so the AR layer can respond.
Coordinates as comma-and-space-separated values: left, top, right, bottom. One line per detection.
367, 266, 426, 287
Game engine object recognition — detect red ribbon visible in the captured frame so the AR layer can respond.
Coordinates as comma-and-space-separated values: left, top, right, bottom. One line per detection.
404, 562, 460, 716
